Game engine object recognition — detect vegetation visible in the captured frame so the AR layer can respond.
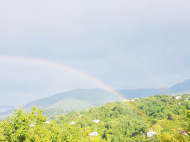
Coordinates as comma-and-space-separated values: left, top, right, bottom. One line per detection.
1, 94, 190, 141
55, 101, 155, 142
43, 98, 93, 116
21, 88, 121, 115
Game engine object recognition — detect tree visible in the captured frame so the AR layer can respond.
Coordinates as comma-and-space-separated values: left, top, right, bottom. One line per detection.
0, 106, 59, 142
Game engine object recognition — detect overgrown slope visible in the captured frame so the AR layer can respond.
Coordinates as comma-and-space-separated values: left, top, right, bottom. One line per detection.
55, 101, 157, 142
43, 98, 94, 116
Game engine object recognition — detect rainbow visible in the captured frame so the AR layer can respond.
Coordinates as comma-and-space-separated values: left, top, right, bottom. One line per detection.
0, 55, 126, 100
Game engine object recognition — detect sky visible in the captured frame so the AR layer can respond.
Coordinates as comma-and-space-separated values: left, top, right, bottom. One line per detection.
0, 0, 190, 105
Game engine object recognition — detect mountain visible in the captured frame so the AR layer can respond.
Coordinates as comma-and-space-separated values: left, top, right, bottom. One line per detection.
1, 79, 190, 116
118, 88, 167, 99
0, 106, 15, 113
0, 88, 121, 116
23, 88, 121, 110
163, 79, 190, 94
119, 79, 190, 98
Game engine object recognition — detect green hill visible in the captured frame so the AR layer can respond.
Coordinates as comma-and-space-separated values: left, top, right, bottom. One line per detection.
24, 88, 121, 110
127, 94, 190, 132
0, 88, 122, 116
54, 93, 190, 141
43, 98, 94, 116
1, 93, 190, 141
55, 101, 154, 141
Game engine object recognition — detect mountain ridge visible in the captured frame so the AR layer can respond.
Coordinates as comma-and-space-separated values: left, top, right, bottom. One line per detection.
1, 79, 190, 116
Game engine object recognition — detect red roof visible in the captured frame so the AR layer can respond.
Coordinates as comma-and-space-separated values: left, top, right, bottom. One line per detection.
182, 131, 189, 133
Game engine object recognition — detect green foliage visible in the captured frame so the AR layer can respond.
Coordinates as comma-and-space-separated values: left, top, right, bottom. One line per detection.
128, 94, 190, 131
55, 101, 152, 142
1, 94, 190, 141
159, 129, 189, 142
0, 106, 59, 141
0, 106, 107, 141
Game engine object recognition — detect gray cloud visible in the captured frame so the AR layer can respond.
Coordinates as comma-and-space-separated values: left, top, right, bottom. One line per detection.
0, 0, 190, 105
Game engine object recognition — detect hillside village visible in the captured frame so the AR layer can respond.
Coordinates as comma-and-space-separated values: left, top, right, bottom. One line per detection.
1, 93, 190, 141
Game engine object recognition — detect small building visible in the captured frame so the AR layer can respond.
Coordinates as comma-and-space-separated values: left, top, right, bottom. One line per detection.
135, 98, 139, 99
92, 119, 100, 123
30, 124, 35, 127
186, 97, 189, 101
131, 99, 135, 101
90, 132, 98, 137
178, 103, 181, 105
147, 131, 156, 137
181, 131, 189, 136
122, 99, 129, 102
45, 121, 50, 124
69, 122, 75, 125
175, 96, 181, 99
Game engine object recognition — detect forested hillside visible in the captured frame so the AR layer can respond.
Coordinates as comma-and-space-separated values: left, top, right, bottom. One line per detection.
1, 94, 190, 141
43, 98, 94, 116
128, 94, 190, 135
2, 79, 190, 116
56, 102, 158, 141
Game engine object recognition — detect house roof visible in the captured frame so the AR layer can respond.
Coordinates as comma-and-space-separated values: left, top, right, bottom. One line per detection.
182, 131, 189, 133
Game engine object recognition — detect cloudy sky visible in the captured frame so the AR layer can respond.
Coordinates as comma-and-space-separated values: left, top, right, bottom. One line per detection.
0, 0, 190, 105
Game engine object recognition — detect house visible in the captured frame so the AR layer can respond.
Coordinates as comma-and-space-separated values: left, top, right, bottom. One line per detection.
122, 99, 129, 102
90, 132, 98, 137
147, 131, 156, 137
131, 99, 135, 101
178, 103, 181, 105
30, 124, 35, 127
181, 131, 189, 136
92, 119, 100, 123
135, 98, 139, 99
45, 121, 50, 124
69, 122, 75, 125
186, 97, 189, 101
175, 96, 181, 99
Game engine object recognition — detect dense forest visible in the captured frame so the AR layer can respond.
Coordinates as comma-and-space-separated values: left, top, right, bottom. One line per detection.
1, 94, 190, 141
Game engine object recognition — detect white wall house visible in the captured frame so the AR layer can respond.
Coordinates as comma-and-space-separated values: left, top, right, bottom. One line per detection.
69, 122, 75, 125
30, 124, 35, 127
45, 121, 50, 124
147, 131, 156, 137
92, 119, 100, 123
181, 131, 189, 136
175, 96, 181, 99
90, 132, 98, 137
122, 99, 129, 102
131, 99, 135, 101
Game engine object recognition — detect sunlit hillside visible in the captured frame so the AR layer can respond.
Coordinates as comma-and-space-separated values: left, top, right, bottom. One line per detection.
1, 94, 190, 141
